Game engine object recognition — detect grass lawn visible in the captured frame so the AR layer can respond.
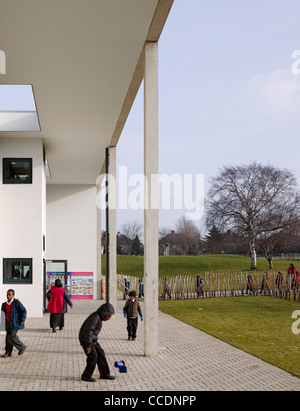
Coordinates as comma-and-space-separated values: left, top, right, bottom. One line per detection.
159, 297, 300, 378
106, 254, 300, 277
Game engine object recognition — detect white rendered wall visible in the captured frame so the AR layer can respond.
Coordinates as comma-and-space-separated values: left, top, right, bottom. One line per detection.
0, 138, 45, 318
46, 185, 97, 296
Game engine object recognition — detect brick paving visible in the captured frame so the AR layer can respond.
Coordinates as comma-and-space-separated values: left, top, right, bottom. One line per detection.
0, 299, 299, 391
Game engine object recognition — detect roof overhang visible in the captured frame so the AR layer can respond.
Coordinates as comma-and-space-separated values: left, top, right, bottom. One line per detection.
0, 0, 173, 184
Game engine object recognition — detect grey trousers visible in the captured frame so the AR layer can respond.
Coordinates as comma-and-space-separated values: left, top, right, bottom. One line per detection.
5, 322, 25, 354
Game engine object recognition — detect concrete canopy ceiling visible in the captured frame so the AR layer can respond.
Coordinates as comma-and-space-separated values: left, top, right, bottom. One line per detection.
0, 0, 173, 184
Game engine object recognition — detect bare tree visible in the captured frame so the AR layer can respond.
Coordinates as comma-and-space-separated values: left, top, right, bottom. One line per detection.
159, 226, 170, 240
175, 216, 201, 255
120, 221, 143, 255
206, 162, 300, 269
257, 224, 300, 269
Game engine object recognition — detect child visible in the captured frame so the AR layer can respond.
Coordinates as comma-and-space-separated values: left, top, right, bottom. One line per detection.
123, 291, 143, 341
1, 289, 27, 358
246, 275, 253, 294
79, 302, 115, 382
138, 279, 144, 299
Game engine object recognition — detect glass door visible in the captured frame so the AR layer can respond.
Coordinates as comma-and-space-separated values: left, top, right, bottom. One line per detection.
43, 260, 68, 312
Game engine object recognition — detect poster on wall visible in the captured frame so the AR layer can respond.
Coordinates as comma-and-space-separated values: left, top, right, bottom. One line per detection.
71, 272, 93, 299
46, 272, 93, 299
46, 272, 71, 296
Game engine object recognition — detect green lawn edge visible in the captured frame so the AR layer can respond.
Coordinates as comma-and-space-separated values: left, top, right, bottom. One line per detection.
159, 297, 300, 378
105, 254, 300, 277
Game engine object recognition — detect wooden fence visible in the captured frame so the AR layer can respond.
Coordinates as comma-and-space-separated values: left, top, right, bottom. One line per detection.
118, 272, 300, 302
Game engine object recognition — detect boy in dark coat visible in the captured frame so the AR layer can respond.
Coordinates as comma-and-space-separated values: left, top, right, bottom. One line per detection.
1, 289, 27, 358
123, 291, 143, 341
79, 302, 115, 382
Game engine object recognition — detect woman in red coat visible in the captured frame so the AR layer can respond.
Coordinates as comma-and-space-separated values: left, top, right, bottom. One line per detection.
46, 279, 73, 332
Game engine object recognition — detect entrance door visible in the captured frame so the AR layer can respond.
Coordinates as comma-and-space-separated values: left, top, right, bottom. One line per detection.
43, 260, 68, 312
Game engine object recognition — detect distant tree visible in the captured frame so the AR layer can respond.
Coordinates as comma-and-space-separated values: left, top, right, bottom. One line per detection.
175, 216, 201, 255
116, 232, 132, 255
130, 235, 143, 256
257, 225, 300, 268
120, 221, 143, 255
221, 230, 248, 255
206, 162, 300, 269
204, 225, 224, 254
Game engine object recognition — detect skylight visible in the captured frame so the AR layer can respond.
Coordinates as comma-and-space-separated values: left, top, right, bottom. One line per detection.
0, 85, 40, 131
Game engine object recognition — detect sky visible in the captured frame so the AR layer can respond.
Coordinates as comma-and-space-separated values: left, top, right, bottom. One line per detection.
2, 1, 300, 237
115, 0, 300, 234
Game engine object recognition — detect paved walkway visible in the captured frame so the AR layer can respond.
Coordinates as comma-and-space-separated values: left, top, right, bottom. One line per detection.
0, 300, 299, 391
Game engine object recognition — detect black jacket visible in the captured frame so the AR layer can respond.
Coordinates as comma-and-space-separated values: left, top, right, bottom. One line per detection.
79, 303, 114, 347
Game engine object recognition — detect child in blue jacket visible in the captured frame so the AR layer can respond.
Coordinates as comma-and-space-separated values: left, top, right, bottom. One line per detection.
1, 289, 27, 358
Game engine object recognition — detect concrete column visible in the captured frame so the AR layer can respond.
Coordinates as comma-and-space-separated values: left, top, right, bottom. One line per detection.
144, 42, 159, 357
96, 180, 102, 300
108, 146, 117, 310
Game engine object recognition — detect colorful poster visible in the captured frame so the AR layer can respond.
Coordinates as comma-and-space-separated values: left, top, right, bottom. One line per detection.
70, 272, 93, 299
47, 272, 66, 289
47, 272, 93, 299
46, 272, 71, 296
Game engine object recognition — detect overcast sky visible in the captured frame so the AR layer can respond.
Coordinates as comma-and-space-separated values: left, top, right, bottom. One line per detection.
116, 0, 300, 234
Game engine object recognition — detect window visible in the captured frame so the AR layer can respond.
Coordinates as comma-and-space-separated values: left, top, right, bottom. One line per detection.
3, 258, 33, 284
0, 85, 40, 132
3, 158, 32, 184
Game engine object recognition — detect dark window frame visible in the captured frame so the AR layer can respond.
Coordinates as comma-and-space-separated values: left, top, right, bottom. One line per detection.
3, 258, 33, 284
3, 158, 33, 184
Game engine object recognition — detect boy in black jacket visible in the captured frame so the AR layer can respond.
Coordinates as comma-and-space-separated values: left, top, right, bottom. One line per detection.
79, 302, 115, 382
123, 291, 143, 341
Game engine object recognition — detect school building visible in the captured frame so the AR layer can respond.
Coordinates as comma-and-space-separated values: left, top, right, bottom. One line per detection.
0, 0, 174, 356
